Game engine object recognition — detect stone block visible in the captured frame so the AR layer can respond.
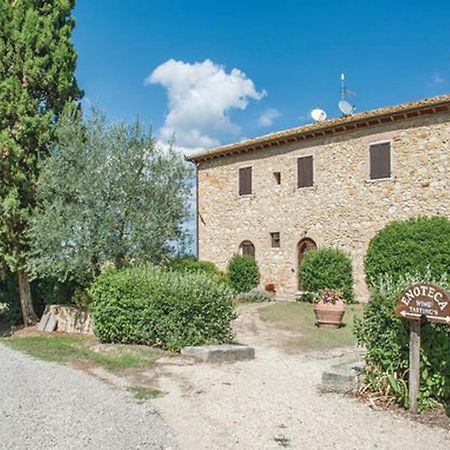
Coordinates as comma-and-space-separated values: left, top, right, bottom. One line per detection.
37, 313, 50, 332
321, 360, 365, 392
43, 313, 57, 332
181, 344, 255, 363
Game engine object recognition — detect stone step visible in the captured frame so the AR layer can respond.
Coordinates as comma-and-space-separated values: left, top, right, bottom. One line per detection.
181, 344, 255, 363
321, 360, 365, 392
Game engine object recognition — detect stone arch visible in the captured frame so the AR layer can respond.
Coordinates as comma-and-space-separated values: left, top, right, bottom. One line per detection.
239, 240, 255, 259
297, 237, 317, 290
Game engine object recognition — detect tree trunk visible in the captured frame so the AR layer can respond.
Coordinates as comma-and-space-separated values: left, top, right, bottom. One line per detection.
18, 270, 38, 326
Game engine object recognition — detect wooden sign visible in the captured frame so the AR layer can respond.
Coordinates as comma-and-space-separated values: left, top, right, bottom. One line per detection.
395, 283, 450, 324
395, 283, 450, 414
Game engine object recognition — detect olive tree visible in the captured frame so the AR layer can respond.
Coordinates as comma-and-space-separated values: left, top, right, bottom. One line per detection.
27, 111, 192, 285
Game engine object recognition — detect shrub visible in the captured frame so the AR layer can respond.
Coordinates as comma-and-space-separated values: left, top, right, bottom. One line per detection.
365, 216, 450, 288
165, 256, 229, 284
90, 265, 236, 351
227, 255, 260, 294
298, 247, 354, 303
354, 272, 450, 412
236, 288, 273, 303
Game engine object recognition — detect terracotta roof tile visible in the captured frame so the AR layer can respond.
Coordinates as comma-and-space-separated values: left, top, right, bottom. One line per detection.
187, 93, 450, 162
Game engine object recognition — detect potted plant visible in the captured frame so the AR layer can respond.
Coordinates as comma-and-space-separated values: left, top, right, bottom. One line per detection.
264, 283, 277, 298
313, 289, 346, 328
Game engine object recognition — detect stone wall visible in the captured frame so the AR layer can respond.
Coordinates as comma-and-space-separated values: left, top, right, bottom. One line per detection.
197, 111, 450, 301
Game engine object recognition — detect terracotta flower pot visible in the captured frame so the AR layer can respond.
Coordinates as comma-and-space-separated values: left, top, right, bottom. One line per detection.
313, 301, 346, 328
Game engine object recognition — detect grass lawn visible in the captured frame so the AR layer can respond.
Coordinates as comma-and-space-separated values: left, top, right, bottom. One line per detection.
258, 302, 363, 352
1, 335, 162, 373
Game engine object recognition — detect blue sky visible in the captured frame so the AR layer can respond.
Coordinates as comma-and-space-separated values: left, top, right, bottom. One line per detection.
73, 0, 450, 151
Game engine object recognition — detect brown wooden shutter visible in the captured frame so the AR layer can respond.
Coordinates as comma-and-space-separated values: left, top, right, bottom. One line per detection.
297, 156, 313, 188
239, 167, 252, 195
370, 143, 391, 179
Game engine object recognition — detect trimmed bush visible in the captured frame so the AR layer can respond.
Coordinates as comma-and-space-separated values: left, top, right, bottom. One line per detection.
236, 288, 273, 303
165, 256, 229, 284
298, 247, 354, 303
227, 255, 260, 294
354, 272, 450, 411
90, 265, 236, 351
365, 216, 450, 288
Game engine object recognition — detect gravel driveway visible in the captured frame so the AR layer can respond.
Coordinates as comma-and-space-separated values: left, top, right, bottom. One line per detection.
0, 343, 177, 450
151, 304, 450, 450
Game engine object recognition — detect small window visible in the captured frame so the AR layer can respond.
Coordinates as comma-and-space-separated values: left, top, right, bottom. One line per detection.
273, 172, 281, 185
370, 142, 391, 180
239, 166, 252, 195
270, 232, 280, 248
297, 156, 313, 188
239, 240, 255, 259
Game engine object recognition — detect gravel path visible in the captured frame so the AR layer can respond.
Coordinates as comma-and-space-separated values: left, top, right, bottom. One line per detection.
0, 343, 177, 450
151, 303, 450, 450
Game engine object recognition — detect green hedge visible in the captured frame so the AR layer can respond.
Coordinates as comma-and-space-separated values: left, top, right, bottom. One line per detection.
298, 247, 354, 303
90, 265, 236, 351
227, 255, 260, 294
165, 257, 229, 284
365, 216, 450, 287
354, 273, 450, 411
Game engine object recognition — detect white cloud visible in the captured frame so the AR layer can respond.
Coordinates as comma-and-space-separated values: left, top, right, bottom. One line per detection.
432, 72, 445, 84
258, 108, 281, 127
146, 59, 266, 149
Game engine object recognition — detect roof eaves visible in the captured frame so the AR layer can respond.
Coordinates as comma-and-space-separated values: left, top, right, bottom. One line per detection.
186, 94, 450, 163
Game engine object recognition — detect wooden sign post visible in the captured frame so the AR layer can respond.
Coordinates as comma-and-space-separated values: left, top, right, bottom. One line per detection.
395, 283, 450, 414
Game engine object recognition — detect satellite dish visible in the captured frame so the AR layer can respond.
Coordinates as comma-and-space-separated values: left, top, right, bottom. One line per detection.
310, 108, 327, 122
338, 100, 353, 116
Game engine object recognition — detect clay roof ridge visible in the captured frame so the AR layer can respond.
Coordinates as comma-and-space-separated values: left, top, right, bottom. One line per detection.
186, 93, 450, 162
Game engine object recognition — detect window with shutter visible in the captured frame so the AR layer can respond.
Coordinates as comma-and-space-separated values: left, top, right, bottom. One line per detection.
239, 166, 252, 195
297, 156, 313, 188
370, 142, 391, 180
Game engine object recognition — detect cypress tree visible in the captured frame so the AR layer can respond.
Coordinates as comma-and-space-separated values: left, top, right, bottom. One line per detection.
0, 0, 82, 324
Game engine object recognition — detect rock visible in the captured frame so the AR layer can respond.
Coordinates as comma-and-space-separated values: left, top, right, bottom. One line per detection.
43, 313, 57, 332
37, 313, 50, 332
41, 305, 94, 335
181, 344, 255, 363
321, 360, 365, 392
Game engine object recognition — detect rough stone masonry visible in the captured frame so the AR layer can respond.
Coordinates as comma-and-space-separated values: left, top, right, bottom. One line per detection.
189, 95, 450, 301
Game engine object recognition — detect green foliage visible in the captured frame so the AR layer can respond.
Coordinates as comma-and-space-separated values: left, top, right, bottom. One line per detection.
0, 269, 22, 327
365, 216, 450, 288
165, 257, 229, 285
227, 255, 260, 294
236, 288, 273, 303
299, 247, 354, 303
2, 335, 160, 372
90, 265, 236, 351
0, 0, 82, 322
27, 111, 192, 285
354, 272, 450, 412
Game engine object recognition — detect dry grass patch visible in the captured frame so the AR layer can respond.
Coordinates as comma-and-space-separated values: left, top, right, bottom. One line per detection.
259, 302, 363, 352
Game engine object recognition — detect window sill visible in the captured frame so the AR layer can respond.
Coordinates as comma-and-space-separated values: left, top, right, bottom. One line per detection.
365, 176, 395, 184
297, 184, 318, 192
238, 193, 255, 199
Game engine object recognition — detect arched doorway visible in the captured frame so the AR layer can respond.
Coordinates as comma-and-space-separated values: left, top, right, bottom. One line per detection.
297, 237, 317, 290
239, 240, 255, 259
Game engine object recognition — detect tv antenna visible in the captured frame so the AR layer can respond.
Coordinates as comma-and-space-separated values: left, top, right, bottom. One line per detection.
339, 73, 356, 116
310, 107, 327, 122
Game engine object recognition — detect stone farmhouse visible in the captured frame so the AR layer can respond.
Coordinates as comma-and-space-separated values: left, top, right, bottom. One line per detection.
187, 94, 450, 300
